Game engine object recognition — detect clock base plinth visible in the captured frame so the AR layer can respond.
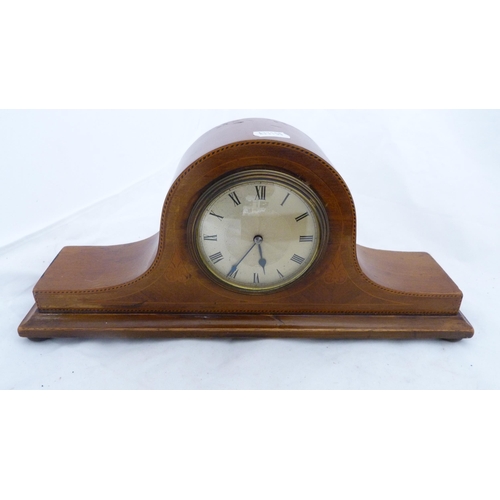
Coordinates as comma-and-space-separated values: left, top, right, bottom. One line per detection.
18, 305, 474, 341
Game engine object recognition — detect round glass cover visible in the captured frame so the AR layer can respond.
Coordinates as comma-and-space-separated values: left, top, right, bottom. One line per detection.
191, 170, 328, 292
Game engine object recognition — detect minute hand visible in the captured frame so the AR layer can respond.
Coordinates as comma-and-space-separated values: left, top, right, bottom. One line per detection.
227, 242, 257, 277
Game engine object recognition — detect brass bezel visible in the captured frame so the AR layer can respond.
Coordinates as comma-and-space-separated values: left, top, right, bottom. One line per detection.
188, 168, 329, 294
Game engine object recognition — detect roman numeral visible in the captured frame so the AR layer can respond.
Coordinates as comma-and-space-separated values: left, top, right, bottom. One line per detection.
228, 191, 241, 206
295, 212, 309, 222
290, 254, 305, 265
203, 235, 218, 241
255, 186, 266, 200
209, 252, 224, 264
253, 273, 260, 283
299, 235, 313, 242
277, 269, 285, 279
209, 210, 224, 221
280, 193, 290, 206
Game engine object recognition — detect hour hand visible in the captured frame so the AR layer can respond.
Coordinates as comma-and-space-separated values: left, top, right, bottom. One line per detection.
258, 244, 266, 274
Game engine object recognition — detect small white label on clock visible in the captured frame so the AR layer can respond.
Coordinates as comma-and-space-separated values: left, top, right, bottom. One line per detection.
253, 131, 291, 139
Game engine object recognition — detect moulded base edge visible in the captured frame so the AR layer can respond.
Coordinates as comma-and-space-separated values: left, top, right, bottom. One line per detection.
18, 305, 474, 341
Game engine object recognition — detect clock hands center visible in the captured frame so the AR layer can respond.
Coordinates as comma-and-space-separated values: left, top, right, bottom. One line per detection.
227, 235, 265, 278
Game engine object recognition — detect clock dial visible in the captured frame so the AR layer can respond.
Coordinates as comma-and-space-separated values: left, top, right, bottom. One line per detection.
191, 170, 328, 292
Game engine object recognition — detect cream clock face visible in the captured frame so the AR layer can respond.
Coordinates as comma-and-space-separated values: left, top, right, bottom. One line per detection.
191, 170, 328, 292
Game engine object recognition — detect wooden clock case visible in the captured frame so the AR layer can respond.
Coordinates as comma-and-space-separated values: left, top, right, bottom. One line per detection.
18, 118, 474, 340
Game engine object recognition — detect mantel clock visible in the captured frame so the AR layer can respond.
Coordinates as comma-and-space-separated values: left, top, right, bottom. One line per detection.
19, 118, 474, 341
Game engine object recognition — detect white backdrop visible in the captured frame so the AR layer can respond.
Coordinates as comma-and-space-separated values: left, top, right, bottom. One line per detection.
1, 109, 499, 389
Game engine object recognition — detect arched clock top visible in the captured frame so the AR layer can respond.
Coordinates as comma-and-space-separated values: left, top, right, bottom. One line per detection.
174, 118, 333, 178
155, 118, 359, 290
